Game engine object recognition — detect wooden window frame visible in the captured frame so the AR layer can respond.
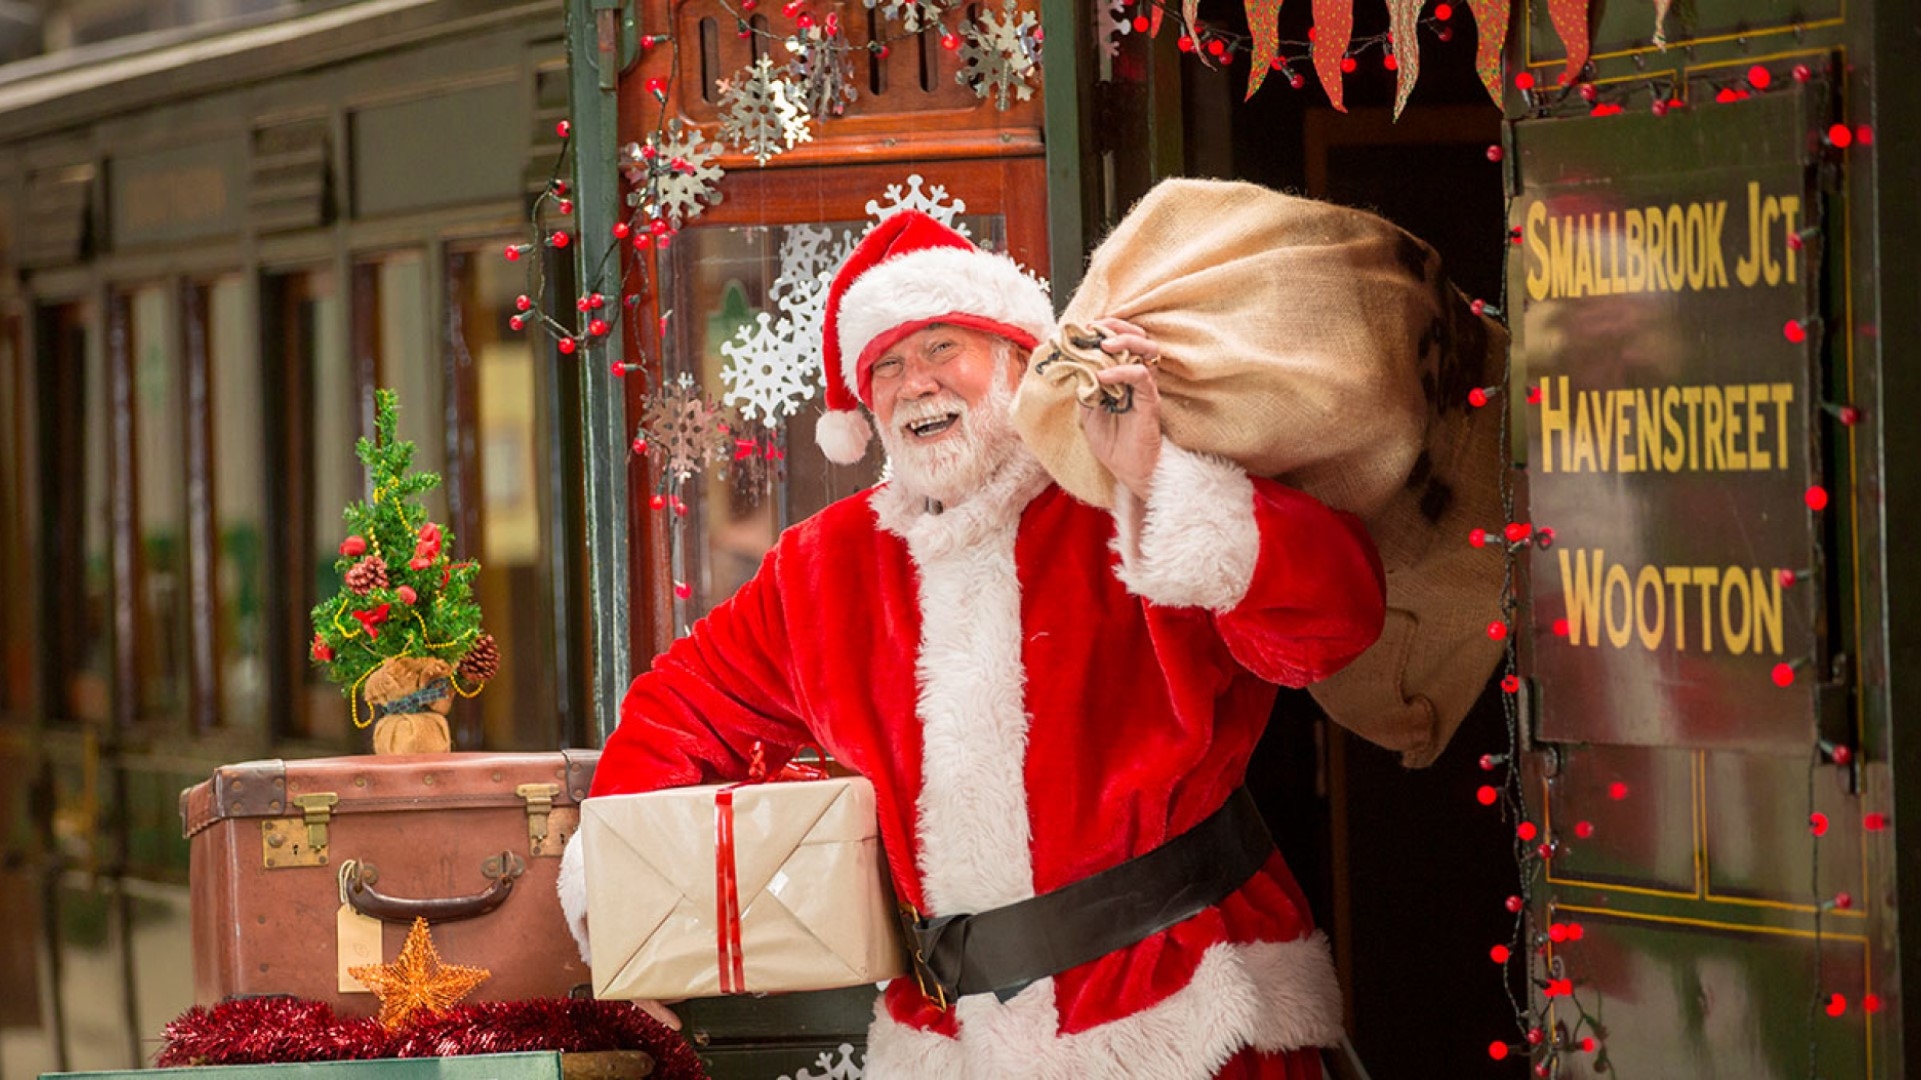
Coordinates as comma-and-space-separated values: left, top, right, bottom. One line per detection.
623, 154, 1050, 664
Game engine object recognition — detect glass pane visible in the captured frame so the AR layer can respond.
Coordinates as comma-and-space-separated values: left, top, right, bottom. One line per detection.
447, 245, 561, 751
268, 270, 353, 743
129, 285, 189, 721
207, 278, 268, 729
362, 252, 449, 523
39, 301, 109, 723
662, 214, 1004, 622
0, 317, 25, 713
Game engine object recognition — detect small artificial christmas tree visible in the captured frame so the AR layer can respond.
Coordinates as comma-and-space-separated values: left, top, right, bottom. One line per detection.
310, 388, 495, 753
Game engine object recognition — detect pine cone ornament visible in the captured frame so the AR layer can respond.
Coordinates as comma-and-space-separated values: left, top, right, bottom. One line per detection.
345, 555, 390, 595
457, 634, 500, 684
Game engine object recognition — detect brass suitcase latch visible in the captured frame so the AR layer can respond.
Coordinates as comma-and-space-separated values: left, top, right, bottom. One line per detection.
516, 782, 573, 857
262, 793, 338, 869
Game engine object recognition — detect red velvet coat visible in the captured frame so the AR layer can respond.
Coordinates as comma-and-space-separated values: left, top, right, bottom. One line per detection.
582, 446, 1384, 1079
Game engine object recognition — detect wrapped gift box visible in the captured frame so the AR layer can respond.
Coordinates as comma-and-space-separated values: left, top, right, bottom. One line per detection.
582, 776, 905, 1000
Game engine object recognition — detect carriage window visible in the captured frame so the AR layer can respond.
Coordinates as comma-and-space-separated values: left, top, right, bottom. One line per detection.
265, 270, 354, 743
356, 252, 448, 524
0, 316, 27, 714
202, 277, 268, 729
659, 214, 1003, 623
125, 285, 190, 723
445, 244, 568, 750
38, 301, 109, 724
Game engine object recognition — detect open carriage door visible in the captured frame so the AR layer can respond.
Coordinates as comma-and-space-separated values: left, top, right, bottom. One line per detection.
1510, 0, 1920, 1074
563, 0, 1058, 1072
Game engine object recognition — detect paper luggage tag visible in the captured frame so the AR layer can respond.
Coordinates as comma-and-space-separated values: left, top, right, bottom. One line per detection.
338, 904, 382, 992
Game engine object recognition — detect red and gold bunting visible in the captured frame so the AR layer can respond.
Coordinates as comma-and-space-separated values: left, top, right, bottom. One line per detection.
1244, 0, 1288, 98
1652, 0, 1672, 48
1149, 1, 1166, 37
1465, 0, 1510, 106
1546, 0, 1591, 86
1386, 0, 1423, 118
1310, 0, 1354, 112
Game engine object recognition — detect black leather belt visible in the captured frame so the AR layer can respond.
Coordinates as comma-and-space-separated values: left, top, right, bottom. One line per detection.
899, 788, 1274, 1007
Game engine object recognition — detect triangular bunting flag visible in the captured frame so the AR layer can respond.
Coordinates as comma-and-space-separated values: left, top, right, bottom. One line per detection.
1466, 0, 1510, 106
1387, 0, 1423, 118
1310, 0, 1353, 112
1245, 0, 1288, 98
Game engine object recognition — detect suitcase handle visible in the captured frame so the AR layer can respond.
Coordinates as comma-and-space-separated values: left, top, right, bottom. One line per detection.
343, 853, 524, 923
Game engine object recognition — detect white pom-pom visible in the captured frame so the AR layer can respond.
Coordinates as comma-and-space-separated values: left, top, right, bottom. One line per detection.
815, 409, 873, 464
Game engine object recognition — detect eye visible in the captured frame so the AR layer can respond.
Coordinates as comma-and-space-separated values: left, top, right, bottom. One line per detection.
871, 357, 904, 380
928, 340, 955, 359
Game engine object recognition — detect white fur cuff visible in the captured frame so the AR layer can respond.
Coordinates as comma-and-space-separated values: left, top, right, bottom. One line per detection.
557, 831, 592, 966
1112, 441, 1260, 611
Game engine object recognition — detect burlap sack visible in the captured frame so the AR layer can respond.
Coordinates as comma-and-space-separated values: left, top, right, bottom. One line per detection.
1014, 178, 1507, 766
364, 656, 455, 755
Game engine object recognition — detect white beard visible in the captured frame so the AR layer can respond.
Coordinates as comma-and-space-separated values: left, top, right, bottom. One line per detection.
877, 375, 1032, 508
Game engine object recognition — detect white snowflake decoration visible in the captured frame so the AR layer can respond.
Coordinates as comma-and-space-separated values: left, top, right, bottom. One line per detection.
864, 0, 948, 32
957, 0, 1041, 109
772, 224, 858, 321
864, 174, 970, 234
720, 311, 819, 429
786, 30, 860, 119
623, 120, 724, 227
1098, 0, 1129, 55
777, 1043, 865, 1080
640, 372, 734, 482
720, 55, 815, 165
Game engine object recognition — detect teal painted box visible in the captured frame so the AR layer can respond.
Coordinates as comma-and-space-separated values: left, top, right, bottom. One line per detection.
40, 1051, 653, 1080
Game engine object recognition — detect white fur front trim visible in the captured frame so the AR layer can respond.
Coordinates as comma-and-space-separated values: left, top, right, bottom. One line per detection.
837, 247, 1056, 398
1112, 441, 1260, 612
889, 456, 1046, 916
864, 933, 1345, 1079
557, 831, 591, 966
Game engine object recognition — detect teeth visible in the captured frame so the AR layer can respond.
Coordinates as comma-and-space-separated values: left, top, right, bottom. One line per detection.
907, 413, 959, 436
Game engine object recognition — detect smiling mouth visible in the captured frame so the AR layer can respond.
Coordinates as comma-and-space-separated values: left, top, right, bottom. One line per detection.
905, 413, 960, 439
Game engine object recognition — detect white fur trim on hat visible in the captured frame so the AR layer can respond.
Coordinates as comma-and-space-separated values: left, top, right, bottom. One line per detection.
836, 247, 1055, 398
815, 408, 874, 464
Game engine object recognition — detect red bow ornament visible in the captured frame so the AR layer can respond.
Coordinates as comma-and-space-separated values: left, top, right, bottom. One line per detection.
411, 522, 443, 571
352, 603, 392, 640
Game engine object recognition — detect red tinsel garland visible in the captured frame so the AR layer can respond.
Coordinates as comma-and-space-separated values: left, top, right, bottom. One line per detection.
156, 997, 707, 1080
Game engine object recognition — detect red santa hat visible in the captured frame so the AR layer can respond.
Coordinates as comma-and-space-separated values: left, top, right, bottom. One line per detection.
815, 210, 1057, 463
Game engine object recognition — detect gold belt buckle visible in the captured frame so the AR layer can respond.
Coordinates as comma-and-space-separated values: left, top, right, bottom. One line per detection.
898, 901, 950, 1012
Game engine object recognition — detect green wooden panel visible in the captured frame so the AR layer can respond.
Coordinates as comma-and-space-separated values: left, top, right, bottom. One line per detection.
695, 1044, 863, 1080
108, 137, 248, 249
1523, 0, 1844, 69
351, 82, 526, 218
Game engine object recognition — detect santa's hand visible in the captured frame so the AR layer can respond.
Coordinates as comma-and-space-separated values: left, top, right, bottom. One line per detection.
1084, 316, 1159, 368
634, 999, 683, 1031
1079, 358, 1163, 502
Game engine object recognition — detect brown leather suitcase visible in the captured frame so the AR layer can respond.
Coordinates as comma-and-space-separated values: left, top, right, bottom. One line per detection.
180, 751, 597, 1014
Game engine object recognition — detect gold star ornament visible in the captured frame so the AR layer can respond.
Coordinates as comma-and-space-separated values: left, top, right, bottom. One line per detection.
349, 916, 491, 1029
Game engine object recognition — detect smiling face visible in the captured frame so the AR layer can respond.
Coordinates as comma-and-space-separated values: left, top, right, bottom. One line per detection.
866, 324, 1028, 505
867, 324, 1021, 433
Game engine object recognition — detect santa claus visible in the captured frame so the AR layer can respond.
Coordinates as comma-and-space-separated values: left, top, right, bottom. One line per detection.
561, 210, 1386, 1079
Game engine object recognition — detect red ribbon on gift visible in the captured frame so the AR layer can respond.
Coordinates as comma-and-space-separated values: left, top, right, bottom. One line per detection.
714, 743, 829, 993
